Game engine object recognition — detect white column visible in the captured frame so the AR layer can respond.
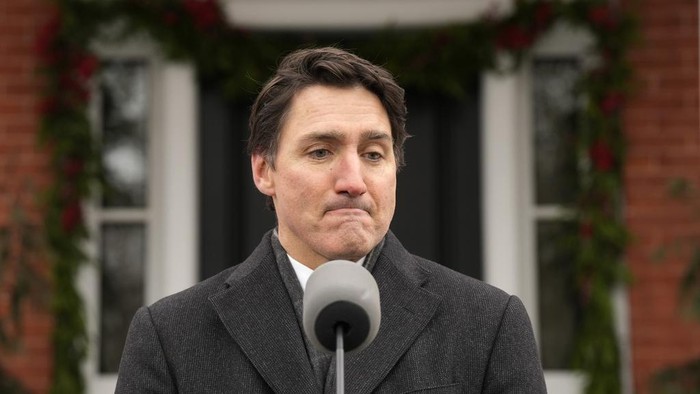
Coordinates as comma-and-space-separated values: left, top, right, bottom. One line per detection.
480, 72, 521, 296
154, 63, 199, 299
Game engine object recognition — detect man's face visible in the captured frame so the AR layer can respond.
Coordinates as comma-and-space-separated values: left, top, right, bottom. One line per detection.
252, 84, 397, 268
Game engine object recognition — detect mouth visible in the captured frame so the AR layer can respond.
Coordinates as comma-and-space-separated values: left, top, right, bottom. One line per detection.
328, 208, 368, 215
324, 201, 371, 215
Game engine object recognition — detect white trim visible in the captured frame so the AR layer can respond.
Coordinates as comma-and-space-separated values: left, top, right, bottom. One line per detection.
152, 63, 199, 300
92, 209, 151, 222
523, 24, 594, 331
545, 371, 587, 394
82, 50, 160, 394
223, 0, 512, 30
517, 60, 538, 332
532, 206, 575, 221
81, 45, 199, 393
614, 284, 633, 394
492, 23, 633, 393
481, 71, 523, 297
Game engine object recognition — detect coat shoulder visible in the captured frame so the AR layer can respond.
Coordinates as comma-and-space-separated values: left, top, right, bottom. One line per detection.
410, 255, 512, 308
146, 265, 237, 323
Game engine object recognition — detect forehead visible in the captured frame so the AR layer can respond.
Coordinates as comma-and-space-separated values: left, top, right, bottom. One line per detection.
280, 84, 391, 142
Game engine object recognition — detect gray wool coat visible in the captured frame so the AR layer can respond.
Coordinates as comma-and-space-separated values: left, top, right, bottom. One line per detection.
116, 231, 546, 393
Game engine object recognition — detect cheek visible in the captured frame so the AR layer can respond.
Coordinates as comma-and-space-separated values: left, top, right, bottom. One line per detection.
277, 171, 321, 207
384, 191, 397, 218
375, 176, 397, 213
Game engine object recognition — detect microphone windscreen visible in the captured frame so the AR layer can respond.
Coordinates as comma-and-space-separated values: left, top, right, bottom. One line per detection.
303, 260, 381, 353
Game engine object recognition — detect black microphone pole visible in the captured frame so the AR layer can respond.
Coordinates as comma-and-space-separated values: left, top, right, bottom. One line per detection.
336, 325, 344, 394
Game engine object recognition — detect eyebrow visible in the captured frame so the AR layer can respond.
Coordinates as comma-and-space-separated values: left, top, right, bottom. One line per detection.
364, 130, 393, 142
299, 130, 393, 145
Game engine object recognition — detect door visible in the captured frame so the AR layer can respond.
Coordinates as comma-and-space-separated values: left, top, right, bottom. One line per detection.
198, 81, 483, 279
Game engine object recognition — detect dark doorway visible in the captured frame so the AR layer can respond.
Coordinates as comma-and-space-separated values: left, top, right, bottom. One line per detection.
198, 82, 482, 280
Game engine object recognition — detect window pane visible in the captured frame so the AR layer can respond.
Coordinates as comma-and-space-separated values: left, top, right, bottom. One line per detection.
100, 223, 145, 373
537, 220, 580, 369
99, 60, 149, 208
532, 58, 580, 205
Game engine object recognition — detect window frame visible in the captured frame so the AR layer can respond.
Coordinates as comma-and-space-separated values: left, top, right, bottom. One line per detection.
482, 24, 632, 392
80, 40, 199, 393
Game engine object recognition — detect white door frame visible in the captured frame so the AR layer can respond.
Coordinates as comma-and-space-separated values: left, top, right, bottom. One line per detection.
82, 40, 199, 393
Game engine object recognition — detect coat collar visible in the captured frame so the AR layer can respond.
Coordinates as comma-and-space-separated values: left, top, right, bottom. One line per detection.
209, 234, 318, 393
209, 231, 441, 394
329, 232, 442, 393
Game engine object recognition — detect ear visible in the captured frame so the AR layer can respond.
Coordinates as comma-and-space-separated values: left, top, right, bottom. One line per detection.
251, 153, 275, 197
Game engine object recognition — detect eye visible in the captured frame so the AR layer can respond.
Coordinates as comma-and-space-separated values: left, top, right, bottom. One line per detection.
364, 151, 383, 162
309, 149, 331, 160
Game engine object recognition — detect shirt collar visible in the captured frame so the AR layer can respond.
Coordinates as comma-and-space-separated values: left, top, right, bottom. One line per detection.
288, 254, 366, 291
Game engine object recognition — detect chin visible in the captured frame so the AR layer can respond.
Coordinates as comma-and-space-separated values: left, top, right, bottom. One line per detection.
326, 238, 374, 261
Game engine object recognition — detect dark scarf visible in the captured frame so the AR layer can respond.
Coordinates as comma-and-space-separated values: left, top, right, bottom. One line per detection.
270, 230, 385, 391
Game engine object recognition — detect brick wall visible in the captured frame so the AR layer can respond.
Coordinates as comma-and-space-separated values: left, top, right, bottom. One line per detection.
0, 0, 54, 393
624, 0, 700, 392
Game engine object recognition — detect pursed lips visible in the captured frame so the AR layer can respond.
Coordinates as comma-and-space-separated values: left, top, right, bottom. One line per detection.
324, 201, 371, 215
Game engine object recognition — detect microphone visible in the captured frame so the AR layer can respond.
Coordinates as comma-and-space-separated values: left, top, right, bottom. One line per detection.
303, 260, 381, 354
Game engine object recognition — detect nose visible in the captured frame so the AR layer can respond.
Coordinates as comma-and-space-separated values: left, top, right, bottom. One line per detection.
333, 153, 367, 197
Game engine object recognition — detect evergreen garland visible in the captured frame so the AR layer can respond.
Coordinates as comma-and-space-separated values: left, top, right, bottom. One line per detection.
33, 0, 636, 392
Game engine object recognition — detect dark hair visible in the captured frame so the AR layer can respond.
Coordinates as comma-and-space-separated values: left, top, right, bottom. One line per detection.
248, 47, 409, 169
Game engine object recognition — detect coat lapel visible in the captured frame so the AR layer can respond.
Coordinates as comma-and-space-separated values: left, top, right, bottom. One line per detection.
328, 235, 442, 394
209, 241, 318, 394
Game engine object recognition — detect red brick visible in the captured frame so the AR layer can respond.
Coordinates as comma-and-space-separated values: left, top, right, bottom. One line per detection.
625, 0, 700, 385
0, 1, 56, 392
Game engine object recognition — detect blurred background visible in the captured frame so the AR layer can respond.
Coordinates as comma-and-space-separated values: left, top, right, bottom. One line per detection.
0, 0, 698, 393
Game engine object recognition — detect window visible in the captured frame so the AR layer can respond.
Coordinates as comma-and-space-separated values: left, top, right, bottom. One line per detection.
530, 58, 582, 370
515, 27, 630, 392
524, 45, 631, 391
82, 52, 199, 392
96, 59, 151, 373
480, 26, 626, 392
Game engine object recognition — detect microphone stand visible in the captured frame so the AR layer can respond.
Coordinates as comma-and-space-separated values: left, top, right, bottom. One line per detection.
303, 260, 380, 394
336, 325, 345, 394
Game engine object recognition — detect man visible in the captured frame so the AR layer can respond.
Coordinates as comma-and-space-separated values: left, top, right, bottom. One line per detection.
117, 47, 546, 393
